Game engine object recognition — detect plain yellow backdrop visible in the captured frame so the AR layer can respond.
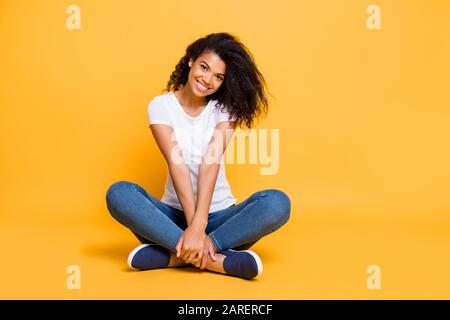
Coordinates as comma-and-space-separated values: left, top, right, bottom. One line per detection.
1, 0, 449, 299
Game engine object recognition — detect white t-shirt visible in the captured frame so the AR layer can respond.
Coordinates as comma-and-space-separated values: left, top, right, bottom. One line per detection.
147, 91, 238, 213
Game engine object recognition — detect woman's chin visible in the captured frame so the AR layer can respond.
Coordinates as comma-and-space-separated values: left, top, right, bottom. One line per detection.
193, 88, 210, 97
190, 81, 211, 96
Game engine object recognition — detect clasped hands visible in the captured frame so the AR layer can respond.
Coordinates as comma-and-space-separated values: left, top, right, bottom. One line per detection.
175, 222, 217, 269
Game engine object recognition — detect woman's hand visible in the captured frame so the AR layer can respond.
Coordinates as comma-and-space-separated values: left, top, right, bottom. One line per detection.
199, 235, 217, 270
175, 224, 206, 266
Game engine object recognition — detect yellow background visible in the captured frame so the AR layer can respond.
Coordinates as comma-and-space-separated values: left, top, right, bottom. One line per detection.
1, 0, 449, 299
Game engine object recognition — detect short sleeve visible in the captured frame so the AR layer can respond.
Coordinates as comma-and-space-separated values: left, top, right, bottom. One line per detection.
147, 96, 172, 126
216, 106, 237, 124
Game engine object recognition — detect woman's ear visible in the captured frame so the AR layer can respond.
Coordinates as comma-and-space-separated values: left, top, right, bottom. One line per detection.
188, 58, 193, 68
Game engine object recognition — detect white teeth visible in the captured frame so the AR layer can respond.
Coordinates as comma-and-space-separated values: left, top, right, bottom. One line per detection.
196, 81, 208, 91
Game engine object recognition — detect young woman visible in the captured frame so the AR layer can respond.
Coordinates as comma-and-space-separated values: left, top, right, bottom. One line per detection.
106, 33, 291, 280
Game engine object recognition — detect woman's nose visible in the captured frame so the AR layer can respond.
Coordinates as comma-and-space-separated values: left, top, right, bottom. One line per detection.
203, 73, 212, 84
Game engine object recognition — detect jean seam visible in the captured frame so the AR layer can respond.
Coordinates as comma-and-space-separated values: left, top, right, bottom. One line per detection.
263, 218, 290, 239
208, 232, 223, 252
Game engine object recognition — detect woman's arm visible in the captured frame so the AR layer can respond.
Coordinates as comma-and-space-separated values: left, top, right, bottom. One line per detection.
150, 121, 235, 267
191, 121, 235, 268
149, 124, 196, 225
193, 121, 236, 229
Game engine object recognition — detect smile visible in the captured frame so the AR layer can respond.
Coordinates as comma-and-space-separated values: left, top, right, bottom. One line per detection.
196, 80, 209, 92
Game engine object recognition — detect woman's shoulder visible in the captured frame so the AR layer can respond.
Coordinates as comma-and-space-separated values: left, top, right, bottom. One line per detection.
148, 91, 172, 105
147, 92, 175, 126
147, 92, 176, 114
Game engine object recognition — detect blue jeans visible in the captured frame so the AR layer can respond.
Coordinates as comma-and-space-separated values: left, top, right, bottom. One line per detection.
105, 181, 291, 253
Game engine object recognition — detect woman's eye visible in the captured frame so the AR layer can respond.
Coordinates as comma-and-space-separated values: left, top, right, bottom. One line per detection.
201, 65, 207, 70
216, 76, 223, 81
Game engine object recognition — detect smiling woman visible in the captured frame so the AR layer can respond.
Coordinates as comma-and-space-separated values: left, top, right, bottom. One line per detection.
106, 32, 292, 280
172, 50, 227, 117
166, 32, 269, 129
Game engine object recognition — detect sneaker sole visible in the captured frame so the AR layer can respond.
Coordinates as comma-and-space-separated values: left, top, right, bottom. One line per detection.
127, 243, 153, 270
228, 249, 263, 277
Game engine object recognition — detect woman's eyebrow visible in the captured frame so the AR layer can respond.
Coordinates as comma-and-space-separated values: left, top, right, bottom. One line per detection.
201, 61, 225, 76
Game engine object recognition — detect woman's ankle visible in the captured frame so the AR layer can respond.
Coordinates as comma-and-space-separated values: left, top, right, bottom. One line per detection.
168, 252, 226, 271
168, 252, 188, 267
205, 253, 226, 273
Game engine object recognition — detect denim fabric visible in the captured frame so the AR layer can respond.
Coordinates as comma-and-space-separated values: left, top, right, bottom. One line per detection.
106, 181, 291, 253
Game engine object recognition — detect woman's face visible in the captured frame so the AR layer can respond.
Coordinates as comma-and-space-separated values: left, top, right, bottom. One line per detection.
187, 51, 226, 97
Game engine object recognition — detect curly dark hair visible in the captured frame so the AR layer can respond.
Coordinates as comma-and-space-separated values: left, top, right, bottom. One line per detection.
164, 32, 270, 129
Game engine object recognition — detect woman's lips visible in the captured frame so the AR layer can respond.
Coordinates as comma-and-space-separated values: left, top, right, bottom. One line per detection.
196, 80, 209, 92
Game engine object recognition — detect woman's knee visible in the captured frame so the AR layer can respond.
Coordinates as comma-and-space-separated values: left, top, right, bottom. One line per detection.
105, 181, 136, 217
106, 181, 133, 202
260, 189, 291, 226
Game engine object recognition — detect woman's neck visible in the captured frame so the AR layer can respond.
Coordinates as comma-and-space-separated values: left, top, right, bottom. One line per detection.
176, 85, 208, 108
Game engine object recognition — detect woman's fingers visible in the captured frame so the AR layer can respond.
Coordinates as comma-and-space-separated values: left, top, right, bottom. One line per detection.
194, 250, 204, 267
175, 237, 183, 258
188, 252, 198, 264
209, 245, 217, 262
197, 249, 204, 262
200, 249, 209, 269
185, 246, 204, 265
193, 254, 202, 268
182, 249, 191, 262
